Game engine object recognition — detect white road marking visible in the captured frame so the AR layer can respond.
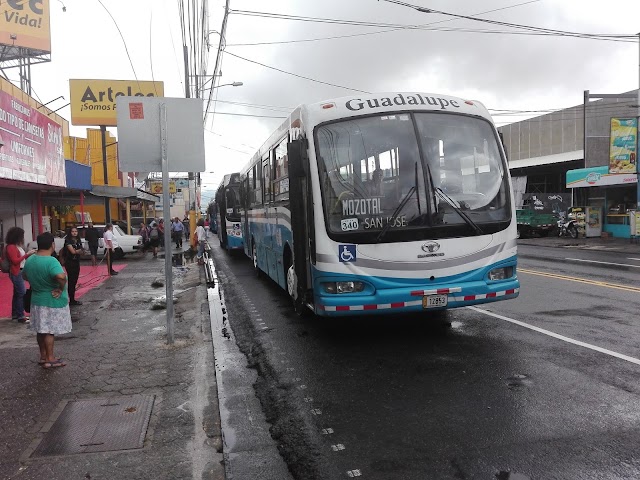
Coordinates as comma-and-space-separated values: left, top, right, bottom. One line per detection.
468, 306, 640, 366
565, 258, 640, 268
628, 258, 640, 261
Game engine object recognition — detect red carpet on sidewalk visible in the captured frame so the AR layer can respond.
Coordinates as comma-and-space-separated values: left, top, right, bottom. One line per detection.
0, 264, 126, 319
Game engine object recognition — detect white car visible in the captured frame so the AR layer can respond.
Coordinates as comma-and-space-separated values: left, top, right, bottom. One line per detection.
30, 225, 143, 260
76, 225, 143, 259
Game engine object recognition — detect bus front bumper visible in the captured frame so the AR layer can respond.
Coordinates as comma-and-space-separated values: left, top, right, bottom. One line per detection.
314, 279, 520, 316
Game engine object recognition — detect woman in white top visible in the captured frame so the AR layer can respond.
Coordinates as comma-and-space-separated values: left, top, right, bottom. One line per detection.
194, 219, 206, 264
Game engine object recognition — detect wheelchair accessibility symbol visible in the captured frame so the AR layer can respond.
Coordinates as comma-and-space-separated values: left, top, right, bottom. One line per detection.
339, 244, 356, 263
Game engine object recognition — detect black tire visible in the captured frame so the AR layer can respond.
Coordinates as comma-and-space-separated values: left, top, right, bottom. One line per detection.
539, 230, 549, 237
569, 225, 578, 239
113, 247, 125, 260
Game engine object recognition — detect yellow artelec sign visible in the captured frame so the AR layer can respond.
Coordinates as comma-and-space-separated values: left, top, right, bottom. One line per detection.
0, 0, 51, 52
69, 79, 164, 126
149, 181, 176, 195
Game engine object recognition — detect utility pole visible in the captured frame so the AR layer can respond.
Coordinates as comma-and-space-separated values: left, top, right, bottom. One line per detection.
101, 125, 110, 223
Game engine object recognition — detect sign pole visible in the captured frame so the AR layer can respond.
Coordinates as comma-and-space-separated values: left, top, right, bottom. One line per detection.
100, 125, 111, 223
160, 103, 175, 344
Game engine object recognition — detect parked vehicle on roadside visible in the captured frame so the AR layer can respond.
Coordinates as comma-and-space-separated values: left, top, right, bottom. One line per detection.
76, 224, 143, 259
557, 218, 578, 238
516, 208, 558, 238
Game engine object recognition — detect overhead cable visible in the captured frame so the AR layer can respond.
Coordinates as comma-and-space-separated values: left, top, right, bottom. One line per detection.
224, 51, 370, 94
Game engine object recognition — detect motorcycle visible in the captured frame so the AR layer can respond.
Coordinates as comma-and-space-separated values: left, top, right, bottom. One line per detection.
557, 218, 578, 238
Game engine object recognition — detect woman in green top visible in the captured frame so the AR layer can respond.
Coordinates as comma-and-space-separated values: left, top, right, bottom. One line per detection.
22, 232, 71, 369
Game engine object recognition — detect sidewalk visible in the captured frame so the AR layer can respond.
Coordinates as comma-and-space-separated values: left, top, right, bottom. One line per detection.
518, 234, 640, 254
0, 251, 225, 480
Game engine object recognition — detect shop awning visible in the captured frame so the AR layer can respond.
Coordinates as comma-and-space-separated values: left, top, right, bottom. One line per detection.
90, 186, 159, 203
566, 166, 638, 188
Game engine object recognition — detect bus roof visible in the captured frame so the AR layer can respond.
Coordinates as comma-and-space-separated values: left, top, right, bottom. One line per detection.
304, 92, 492, 126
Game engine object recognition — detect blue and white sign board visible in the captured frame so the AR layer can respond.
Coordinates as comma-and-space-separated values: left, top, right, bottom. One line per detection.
339, 244, 357, 263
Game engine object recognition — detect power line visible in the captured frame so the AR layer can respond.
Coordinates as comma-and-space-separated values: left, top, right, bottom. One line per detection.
380, 0, 637, 42
149, 11, 158, 95
213, 99, 293, 112
212, 111, 287, 119
224, 50, 370, 94
96, 0, 141, 87
227, 0, 543, 46
230, 6, 637, 43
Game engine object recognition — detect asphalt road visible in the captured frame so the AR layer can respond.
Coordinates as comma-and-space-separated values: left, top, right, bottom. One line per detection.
211, 241, 640, 480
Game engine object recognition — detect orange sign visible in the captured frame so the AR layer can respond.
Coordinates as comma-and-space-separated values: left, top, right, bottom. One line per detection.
129, 103, 144, 120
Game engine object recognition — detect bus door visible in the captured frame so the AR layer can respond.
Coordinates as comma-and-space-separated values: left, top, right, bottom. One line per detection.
262, 154, 275, 277
242, 175, 250, 256
287, 137, 314, 309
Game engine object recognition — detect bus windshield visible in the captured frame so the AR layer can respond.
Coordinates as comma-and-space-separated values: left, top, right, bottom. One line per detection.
316, 112, 511, 242
225, 186, 241, 222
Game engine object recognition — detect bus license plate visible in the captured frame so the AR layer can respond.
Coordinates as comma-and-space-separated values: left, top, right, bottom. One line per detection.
423, 294, 448, 309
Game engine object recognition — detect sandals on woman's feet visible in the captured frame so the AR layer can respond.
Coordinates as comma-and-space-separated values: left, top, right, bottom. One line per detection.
38, 358, 61, 365
41, 360, 66, 369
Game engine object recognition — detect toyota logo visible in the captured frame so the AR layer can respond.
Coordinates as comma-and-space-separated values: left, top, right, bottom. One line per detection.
421, 241, 440, 253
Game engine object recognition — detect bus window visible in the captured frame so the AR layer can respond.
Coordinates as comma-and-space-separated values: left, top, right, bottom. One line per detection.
262, 153, 271, 204
414, 113, 509, 219
254, 163, 262, 206
274, 138, 289, 201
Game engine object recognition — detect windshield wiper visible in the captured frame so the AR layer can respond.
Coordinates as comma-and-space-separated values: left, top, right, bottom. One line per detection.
435, 187, 483, 235
375, 185, 415, 243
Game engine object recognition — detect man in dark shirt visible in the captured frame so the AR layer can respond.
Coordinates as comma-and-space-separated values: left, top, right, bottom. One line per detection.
84, 223, 100, 267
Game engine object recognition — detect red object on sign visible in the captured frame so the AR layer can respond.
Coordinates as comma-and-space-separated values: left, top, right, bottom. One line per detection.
129, 103, 144, 120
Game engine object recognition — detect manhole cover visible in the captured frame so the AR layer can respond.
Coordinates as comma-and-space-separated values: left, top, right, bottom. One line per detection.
31, 395, 155, 457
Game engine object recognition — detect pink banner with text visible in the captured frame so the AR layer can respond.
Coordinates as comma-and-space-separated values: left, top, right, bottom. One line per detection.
0, 90, 65, 187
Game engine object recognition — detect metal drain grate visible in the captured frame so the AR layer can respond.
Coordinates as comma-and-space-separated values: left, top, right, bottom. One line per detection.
32, 395, 155, 457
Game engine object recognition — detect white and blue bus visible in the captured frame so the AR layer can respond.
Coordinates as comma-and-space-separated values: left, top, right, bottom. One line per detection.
239, 92, 519, 316
215, 173, 244, 252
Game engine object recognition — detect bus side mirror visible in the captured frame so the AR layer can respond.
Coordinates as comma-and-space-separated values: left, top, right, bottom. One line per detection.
288, 138, 308, 179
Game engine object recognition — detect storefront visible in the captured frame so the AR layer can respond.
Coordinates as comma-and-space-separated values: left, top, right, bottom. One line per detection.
0, 80, 68, 247
566, 166, 638, 238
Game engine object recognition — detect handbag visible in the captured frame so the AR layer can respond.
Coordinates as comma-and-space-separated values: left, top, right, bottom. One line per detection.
0, 247, 11, 273
24, 288, 32, 313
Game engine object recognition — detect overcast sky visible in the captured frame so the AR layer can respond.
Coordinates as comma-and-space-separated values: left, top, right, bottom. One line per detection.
12, 0, 640, 204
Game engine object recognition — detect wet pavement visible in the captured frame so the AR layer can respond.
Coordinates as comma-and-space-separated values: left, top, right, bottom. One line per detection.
0, 249, 225, 480
208, 238, 640, 480
517, 234, 640, 254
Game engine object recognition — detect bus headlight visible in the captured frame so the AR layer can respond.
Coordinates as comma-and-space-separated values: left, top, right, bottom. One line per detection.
488, 267, 514, 281
322, 281, 365, 294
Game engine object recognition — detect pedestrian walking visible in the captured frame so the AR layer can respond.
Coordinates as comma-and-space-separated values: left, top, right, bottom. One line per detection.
195, 218, 207, 265
148, 221, 160, 258
183, 216, 190, 241
64, 227, 85, 306
4, 227, 36, 322
103, 223, 119, 276
204, 218, 210, 237
84, 222, 100, 267
158, 219, 165, 248
171, 217, 184, 249
22, 232, 71, 369
138, 222, 150, 253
